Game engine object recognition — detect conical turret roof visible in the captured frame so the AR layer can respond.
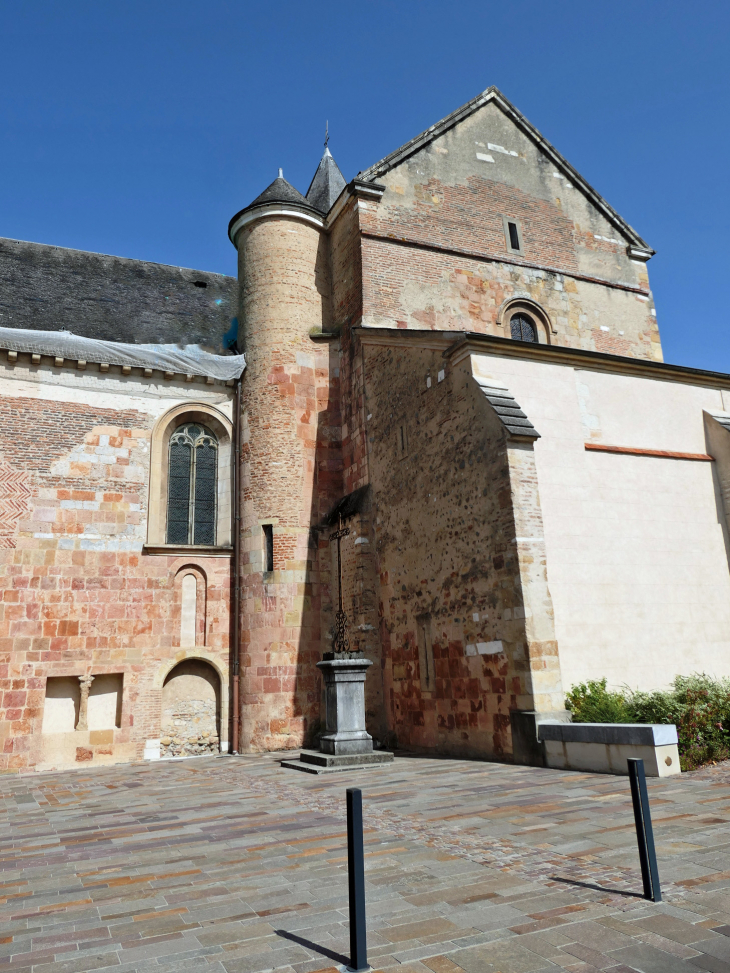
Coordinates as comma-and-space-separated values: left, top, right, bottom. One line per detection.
228, 169, 323, 243
248, 170, 312, 209
306, 148, 347, 215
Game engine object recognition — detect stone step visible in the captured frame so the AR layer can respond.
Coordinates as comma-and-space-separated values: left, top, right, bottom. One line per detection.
280, 749, 394, 774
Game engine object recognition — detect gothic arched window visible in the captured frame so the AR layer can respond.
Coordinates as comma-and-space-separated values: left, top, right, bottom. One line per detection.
166, 423, 218, 545
510, 313, 538, 343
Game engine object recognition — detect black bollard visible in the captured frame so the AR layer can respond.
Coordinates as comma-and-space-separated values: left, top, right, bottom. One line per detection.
627, 757, 661, 902
346, 787, 368, 971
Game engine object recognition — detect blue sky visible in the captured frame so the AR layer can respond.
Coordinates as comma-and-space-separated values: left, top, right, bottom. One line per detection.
0, 1, 727, 369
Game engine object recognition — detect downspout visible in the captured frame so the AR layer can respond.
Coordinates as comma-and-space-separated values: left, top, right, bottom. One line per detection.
231, 375, 242, 753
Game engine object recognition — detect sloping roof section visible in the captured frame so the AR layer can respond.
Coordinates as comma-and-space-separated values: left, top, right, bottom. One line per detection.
228, 170, 323, 242
474, 378, 540, 440
0, 326, 246, 381
306, 148, 347, 214
357, 86, 653, 254
0, 237, 237, 350
246, 172, 313, 210
708, 413, 730, 435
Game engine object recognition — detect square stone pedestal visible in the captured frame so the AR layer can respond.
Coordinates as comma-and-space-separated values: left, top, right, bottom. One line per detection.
281, 654, 393, 774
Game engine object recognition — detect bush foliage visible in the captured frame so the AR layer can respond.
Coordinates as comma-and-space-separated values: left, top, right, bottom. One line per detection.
565, 675, 730, 771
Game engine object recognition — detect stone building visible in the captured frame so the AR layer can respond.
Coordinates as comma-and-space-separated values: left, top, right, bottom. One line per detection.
3, 86, 730, 771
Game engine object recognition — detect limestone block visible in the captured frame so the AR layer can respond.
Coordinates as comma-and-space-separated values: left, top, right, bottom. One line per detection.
539, 722, 681, 776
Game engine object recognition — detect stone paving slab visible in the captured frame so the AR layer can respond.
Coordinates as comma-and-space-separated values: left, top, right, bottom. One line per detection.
3, 753, 730, 971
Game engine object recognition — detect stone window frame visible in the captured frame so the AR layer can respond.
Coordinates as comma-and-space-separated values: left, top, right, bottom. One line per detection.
502, 216, 525, 256
497, 298, 554, 345
146, 403, 233, 552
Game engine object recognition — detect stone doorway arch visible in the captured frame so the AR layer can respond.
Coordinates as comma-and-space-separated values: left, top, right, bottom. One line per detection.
160, 659, 221, 758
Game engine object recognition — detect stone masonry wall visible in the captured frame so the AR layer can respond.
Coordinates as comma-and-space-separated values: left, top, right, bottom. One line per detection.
361, 337, 542, 759
0, 369, 232, 771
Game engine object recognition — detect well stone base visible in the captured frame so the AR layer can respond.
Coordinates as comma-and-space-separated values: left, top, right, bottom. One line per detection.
281, 749, 394, 775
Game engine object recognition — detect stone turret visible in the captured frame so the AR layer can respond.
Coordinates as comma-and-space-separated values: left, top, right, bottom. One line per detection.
228, 166, 333, 751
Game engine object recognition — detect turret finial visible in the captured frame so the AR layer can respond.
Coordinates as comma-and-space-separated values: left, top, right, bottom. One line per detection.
324, 120, 329, 149
278, 168, 283, 179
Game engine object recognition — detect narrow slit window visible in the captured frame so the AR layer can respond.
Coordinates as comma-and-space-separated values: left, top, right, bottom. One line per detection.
502, 216, 524, 254
166, 423, 218, 545
417, 615, 435, 693
263, 524, 274, 573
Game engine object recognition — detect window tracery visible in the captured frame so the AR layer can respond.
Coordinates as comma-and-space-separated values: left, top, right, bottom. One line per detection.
510, 313, 538, 343
166, 423, 218, 545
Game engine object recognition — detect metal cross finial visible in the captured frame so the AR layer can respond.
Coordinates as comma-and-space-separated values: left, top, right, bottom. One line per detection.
324, 120, 329, 149
330, 513, 350, 654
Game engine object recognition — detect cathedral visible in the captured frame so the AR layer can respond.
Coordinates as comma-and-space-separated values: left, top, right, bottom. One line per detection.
3, 86, 730, 773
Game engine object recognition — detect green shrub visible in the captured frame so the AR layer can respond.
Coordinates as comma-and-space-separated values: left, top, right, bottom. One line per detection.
565, 679, 632, 723
565, 674, 730, 771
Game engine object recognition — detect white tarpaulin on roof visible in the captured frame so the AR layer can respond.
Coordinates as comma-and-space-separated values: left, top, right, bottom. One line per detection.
0, 326, 246, 381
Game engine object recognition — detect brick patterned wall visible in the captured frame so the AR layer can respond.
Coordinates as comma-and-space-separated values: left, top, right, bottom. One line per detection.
358, 236, 660, 360
368, 176, 579, 274
0, 391, 231, 771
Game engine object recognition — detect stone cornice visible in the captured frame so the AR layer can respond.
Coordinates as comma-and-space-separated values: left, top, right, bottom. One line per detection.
359, 231, 651, 296
228, 203, 324, 245
354, 326, 730, 390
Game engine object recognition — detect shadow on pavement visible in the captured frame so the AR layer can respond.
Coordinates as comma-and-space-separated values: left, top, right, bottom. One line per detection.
551, 876, 645, 899
275, 928, 350, 965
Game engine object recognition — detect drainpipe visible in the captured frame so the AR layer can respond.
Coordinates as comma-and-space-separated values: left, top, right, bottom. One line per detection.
231, 375, 242, 753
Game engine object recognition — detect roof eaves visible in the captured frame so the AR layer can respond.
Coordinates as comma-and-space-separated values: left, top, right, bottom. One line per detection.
357, 86, 654, 255
227, 198, 323, 243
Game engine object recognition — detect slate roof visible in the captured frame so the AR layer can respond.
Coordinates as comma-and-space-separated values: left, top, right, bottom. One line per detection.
228, 172, 322, 242
0, 237, 237, 352
474, 379, 540, 440
306, 149, 347, 215
247, 173, 313, 210
357, 86, 653, 255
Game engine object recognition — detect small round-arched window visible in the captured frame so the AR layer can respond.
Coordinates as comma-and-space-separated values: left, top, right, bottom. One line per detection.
510, 313, 538, 343
167, 423, 218, 545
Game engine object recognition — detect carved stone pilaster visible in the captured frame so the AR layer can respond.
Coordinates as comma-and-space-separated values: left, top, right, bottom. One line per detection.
76, 674, 94, 731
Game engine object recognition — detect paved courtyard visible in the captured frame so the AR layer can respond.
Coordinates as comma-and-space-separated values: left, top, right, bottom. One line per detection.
3, 754, 730, 972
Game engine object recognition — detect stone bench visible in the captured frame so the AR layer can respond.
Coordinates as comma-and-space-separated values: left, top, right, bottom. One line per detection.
537, 721, 681, 777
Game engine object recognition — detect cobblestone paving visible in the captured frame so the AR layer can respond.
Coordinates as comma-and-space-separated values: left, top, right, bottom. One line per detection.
4, 754, 730, 973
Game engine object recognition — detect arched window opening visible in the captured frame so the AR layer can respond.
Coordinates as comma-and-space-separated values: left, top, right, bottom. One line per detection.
167, 423, 218, 545
510, 313, 538, 343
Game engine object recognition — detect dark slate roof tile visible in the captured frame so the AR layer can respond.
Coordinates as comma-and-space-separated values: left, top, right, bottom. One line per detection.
475, 381, 540, 439
306, 149, 347, 215
0, 237, 237, 352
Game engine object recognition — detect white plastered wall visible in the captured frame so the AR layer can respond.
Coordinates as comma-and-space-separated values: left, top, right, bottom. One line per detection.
470, 352, 730, 692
